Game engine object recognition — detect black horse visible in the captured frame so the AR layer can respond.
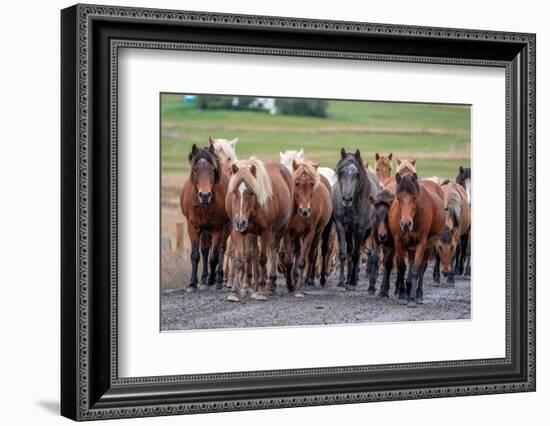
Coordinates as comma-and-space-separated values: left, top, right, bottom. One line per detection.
332, 148, 373, 290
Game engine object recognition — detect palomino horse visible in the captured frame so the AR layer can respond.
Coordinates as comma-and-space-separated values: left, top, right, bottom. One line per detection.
282, 160, 332, 297
434, 181, 471, 284
389, 173, 445, 306
207, 137, 261, 290
280, 148, 337, 187
368, 189, 396, 297
180, 144, 231, 291
332, 148, 374, 289
396, 158, 417, 176
225, 158, 293, 301
456, 166, 472, 276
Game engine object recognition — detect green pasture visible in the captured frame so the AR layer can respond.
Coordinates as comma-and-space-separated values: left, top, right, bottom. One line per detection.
161, 94, 471, 184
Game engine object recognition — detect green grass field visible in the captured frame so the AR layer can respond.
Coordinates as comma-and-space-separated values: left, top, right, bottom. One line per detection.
161, 94, 470, 184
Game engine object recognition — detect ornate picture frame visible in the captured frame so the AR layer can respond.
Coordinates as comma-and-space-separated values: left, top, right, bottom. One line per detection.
61, 4, 535, 421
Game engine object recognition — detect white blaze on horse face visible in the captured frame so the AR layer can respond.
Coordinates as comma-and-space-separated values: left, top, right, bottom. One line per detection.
465, 178, 471, 205
238, 181, 246, 218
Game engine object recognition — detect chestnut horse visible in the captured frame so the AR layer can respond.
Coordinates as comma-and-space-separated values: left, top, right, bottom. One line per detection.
434, 182, 471, 284
389, 173, 445, 306
374, 153, 395, 191
225, 158, 293, 301
368, 189, 396, 297
180, 144, 231, 291
282, 160, 332, 297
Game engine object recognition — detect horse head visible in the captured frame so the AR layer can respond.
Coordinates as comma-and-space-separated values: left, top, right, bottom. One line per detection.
292, 160, 320, 218
208, 136, 238, 167
436, 225, 459, 274
374, 152, 393, 182
279, 148, 305, 172
188, 143, 221, 205
395, 173, 419, 232
370, 189, 395, 243
396, 158, 417, 177
336, 148, 365, 207
456, 166, 471, 204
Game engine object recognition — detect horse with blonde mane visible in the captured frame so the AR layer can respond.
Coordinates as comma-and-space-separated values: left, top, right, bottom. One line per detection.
434, 181, 471, 284
225, 157, 293, 301
374, 153, 396, 191
282, 160, 332, 297
208, 136, 238, 168
280, 148, 337, 187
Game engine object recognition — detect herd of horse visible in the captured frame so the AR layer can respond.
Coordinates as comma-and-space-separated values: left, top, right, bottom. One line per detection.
179, 137, 472, 308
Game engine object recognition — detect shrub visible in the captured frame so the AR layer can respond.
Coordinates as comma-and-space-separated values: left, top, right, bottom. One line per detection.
276, 99, 329, 118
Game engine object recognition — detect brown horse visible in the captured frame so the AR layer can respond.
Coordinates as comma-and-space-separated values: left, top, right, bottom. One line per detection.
225, 158, 293, 301
374, 153, 396, 191
434, 182, 471, 284
180, 144, 231, 291
282, 160, 332, 297
389, 173, 445, 307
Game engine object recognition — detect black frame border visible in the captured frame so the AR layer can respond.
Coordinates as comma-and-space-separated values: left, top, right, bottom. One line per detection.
61, 4, 536, 421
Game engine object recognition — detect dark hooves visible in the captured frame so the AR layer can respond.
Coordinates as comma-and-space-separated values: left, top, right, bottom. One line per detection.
407, 299, 418, 308
378, 292, 389, 298
345, 284, 356, 291
367, 287, 376, 295
186, 285, 197, 293
337, 282, 345, 288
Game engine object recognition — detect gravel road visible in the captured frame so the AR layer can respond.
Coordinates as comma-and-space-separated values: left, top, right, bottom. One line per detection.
161, 263, 470, 331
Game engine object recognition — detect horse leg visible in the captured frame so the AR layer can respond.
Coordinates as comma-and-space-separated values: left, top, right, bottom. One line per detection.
464, 233, 471, 277
408, 238, 428, 308
319, 221, 332, 287
207, 231, 222, 288
267, 231, 284, 295
199, 232, 211, 289
249, 234, 260, 291
348, 229, 366, 290
459, 232, 469, 276
335, 222, 347, 287
223, 236, 232, 286
252, 230, 271, 301
227, 231, 245, 302
433, 249, 441, 285
367, 241, 380, 295
186, 225, 201, 292
214, 230, 228, 290
395, 243, 407, 302
294, 232, 315, 297
416, 249, 432, 303
282, 233, 295, 293
447, 247, 458, 286
305, 241, 319, 288
378, 246, 393, 298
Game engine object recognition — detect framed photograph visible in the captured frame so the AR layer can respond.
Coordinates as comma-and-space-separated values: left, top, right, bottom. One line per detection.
61, 4, 536, 421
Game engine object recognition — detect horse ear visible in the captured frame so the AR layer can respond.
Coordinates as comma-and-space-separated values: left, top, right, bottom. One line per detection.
231, 163, 239, 175
412, 173, 418, 182
312, 162, 320, 169
411, 159, 417, 167
397, 159, 401, 166
250, 164, 257, 177
230, 137, 239, 147
375, 153, 380, 161
292, 160, 300, 171
341, 148, 347, 158
459, 166, 464, 173
188, 144, 199, 162
298, 148, 304, 158
208, 143, 216, 154
395, 173, 401, 184
388, 153, 393, 161
354, 149, 361, 160
208, 136, 215, 146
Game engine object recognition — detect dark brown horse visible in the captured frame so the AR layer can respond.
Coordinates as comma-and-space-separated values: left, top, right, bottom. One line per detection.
282, 160, 333, 297
389, 173, 445, 306
180, 144, 231, 291
225, 158, 293, 301
368, 189, 396, 297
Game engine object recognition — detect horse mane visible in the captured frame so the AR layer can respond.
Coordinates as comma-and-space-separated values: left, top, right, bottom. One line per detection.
228, 157, 273, 208
212, 138, 238, 165
396, 174, 419, 196
280, 149, 305, 171
292, 160, 320, 189
445, 182, 464, 229
188, 146, 221, 183
396, 159, 417, 176
366, 168, 383, 192
374, 189, 395, 207
336, 154, 367, 179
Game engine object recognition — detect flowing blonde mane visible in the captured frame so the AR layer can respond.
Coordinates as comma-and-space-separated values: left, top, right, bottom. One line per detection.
442, 182, 464, 229
396, 159, 417, 176
279, 148, 305, 172
228, 157, 273, 208
210, 137, 238, 166
292, 160, 320, 189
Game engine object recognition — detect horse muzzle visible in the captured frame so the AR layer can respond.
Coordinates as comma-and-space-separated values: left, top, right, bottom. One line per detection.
342, 197, 353, 207
198, 191, 212, 204
299, 207, 311, 218
400, 220, 414, 232
378, 233, 388, 243
235, 218, 248, 233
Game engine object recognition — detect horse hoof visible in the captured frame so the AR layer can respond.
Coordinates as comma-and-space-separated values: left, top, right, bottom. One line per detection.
345, 284, 356, 291
407, 299, 417, 308
253, 293, 268, 301
378, 292, 389, 298
367, 287, 376, 295
227, 293, 240, 302
199, 284, 209, 291
416, 297, 424, 304
215, 283, 223, 290
294, 292, 305, 298
186, 286, 197, 293
398, 297, 407, 305
337, 282, 345, 288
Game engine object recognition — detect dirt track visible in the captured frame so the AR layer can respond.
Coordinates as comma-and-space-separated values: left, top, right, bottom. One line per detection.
160, 264, 471, 331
